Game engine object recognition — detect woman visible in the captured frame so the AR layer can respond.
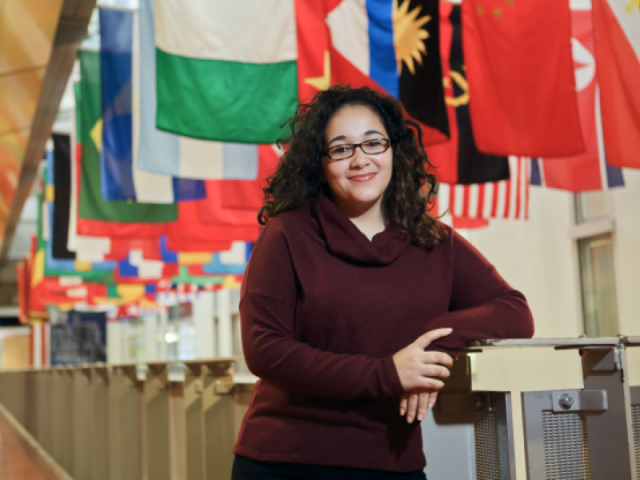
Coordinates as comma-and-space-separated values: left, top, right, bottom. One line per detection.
232, 86, 534, 479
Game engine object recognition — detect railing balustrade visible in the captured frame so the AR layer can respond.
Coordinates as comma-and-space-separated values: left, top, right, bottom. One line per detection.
0, 337, 638, 479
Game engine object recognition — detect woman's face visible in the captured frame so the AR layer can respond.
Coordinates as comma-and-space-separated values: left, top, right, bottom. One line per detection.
322, 105, 393, 216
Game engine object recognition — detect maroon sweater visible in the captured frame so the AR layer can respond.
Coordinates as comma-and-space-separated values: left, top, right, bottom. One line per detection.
234, 195, 534, 472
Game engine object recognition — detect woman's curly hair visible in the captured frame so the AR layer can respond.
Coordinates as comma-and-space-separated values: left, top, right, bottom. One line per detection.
258, 85, 443, 250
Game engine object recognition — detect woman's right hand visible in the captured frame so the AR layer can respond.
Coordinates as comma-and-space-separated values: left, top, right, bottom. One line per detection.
392, 328, 454, 392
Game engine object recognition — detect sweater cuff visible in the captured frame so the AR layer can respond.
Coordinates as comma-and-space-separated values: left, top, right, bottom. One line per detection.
378, 355, 406, 398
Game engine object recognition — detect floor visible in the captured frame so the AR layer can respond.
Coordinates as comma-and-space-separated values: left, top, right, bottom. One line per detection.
0, 407, 65, 480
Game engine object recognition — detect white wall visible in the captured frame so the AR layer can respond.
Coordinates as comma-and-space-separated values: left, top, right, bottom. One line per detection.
466, 186, 583, 338
462, 169, 640, 388
466, 170, 640, 339
611, 169, 640, 336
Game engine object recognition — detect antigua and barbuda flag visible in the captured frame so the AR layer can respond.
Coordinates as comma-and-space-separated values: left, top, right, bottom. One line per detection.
591, 0, 640, 169
297, 0, 449, 145
531, 9, 624, 192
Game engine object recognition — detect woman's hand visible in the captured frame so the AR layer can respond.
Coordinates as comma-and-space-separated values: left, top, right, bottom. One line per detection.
393, 328, 454, 423
400, 389, 438, 424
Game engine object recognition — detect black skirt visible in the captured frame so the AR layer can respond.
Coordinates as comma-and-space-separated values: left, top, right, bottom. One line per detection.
232, 455, 427, 480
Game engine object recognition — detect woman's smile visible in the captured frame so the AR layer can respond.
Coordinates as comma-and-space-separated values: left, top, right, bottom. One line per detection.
348, 172, 377, 182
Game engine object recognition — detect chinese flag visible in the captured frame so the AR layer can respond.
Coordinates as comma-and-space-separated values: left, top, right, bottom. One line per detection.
462, 0, 585, 157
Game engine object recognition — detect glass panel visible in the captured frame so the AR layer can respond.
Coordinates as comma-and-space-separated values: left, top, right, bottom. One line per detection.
575, 191, 611, 224
578, 234, 619, 337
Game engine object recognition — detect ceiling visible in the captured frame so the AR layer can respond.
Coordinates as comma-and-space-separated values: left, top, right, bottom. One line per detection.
0, 0, 96, 266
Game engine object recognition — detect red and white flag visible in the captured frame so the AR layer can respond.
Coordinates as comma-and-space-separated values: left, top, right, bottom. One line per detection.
437, 157, 531, 229
592, 0, 640, 169
532, 8, 624, 192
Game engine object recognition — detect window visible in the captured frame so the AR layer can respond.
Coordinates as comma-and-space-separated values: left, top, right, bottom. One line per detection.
572, 192, 619, 337
578, 234, 619, 337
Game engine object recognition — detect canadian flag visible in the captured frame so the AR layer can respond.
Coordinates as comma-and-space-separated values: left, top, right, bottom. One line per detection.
592, 0, 640, 169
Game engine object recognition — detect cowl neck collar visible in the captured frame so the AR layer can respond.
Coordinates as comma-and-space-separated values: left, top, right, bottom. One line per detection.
312, 195, 411, 266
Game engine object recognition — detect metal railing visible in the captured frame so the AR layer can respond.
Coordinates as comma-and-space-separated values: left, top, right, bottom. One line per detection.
423, 336, 640, 480
0, 357, 251, 480
0, 337, 639, 480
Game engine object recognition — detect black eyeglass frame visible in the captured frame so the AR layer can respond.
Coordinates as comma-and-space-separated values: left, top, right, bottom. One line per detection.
322, 138, 392, 161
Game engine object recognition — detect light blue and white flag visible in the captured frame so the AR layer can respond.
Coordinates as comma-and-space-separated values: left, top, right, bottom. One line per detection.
202, 241, 253, 275
100, 6, 206, 203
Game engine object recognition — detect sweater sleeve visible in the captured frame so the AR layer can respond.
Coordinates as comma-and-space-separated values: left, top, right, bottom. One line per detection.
240, 220, 406, 400
426, 228, 535, 357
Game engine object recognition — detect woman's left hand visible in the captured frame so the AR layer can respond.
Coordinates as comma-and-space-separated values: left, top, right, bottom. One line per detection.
400, 389, 438, 423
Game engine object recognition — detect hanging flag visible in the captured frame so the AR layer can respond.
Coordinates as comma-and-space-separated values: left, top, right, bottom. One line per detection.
99, 7, 135, 202
51, 134, 75, 260
137, 0, 259, 179
29, 230, 109, 318
99, 7, 206, 202
425, 3, 510, 185
153, 0, 298, 143
197, 180, 258, 226
67, 101, 112, 262
68, 93, 164, 261
166, 201, 260, 252
116, 249, 178, 281
157, 236, 220, 266
296, 0, 449, 145
94, 283, 153, 307
332, 0, 448, 140
462, 0, 584, 157
591, 0, 640, 169
202, 241, 253, 275
532, 8, 624, 192
438, 156, 531, 229
169, 266, 226, 288
77, 49, 177, 235
221, 144, 281, 211
17, 259, 29, 323
41, 163, 115, 284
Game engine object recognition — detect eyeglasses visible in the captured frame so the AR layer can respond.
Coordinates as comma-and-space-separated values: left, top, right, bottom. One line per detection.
323, 138, 391, 161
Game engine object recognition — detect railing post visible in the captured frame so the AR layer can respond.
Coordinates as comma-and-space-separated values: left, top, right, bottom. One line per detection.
35, 369, 51, 453
184, 363, 206, 480
144, 363, 172, 480
109, 365, 143, 480
72, 367, 93, 480
168, 364, 188, 480
202, 359, 236, 480
24, 370, 38, 438
91, 366, 110, 480
59, 368, 76, 476
582, 345, 638, 480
